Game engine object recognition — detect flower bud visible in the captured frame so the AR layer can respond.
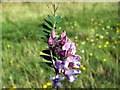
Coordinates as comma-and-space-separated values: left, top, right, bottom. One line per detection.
48, 36, 53, 46
59, 36, 67, 46
58, 50, 67, 57
56, 47, 62, 53
52, 29, 56, 39
61, 30, 66, 38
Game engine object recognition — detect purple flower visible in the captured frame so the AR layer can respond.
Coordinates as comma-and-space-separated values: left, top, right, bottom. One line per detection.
64, 55, 81, 68
63, 55, 82, 82
67, 55, 82, 61
62, 41, 76, 55
54, 55, 81, 74
58, 50, 67, 57
48, 36, 53, 46
52, 29, 56, 39
50, 75, 64, 88
54, 60, 67, 73
54, 60, 63, 73
61, 30, 66, 38
59, 36, 67, 46
64, 69, 81, 82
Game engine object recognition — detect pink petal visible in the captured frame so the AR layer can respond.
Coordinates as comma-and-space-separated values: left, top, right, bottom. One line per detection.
59, 36, 67, 46
67, 55, 81, 62
61, 30, 66, 38
51, 29, 56, 38
48, 36, 53, 46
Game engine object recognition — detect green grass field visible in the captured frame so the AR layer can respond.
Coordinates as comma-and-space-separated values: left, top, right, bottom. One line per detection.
2, 2, 119, 88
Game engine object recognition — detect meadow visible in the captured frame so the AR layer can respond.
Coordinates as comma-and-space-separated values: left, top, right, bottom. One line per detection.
2, 2, 119, 88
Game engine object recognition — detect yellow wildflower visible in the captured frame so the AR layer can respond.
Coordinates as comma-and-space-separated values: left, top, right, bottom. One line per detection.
80, 65, 86, 71
86, 37, 89, 41
82, 67, 86, 71
105, 41, 109, 45
104, 45, 107, 48
7, 45, 10, 48
43, 84, 47, 88
103, 58, 106, 62
9, 60, 13, 65
46, 82, 52, 86
89, 52, 93, 56
76, 43, 79, 46
98, 45, 102, 48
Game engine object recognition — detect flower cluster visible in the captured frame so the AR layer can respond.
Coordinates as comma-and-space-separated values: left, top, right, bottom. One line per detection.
48, 29, 82, 88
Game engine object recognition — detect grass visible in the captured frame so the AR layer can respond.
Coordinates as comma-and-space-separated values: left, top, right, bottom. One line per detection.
1, 2, 119, 88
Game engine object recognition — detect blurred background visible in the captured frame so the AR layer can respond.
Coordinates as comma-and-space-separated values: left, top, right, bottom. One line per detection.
2, 2, 119, 88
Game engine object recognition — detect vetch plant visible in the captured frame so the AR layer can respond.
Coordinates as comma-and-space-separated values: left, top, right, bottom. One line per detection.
48, 29, 82, 88
39, 3, 82, 88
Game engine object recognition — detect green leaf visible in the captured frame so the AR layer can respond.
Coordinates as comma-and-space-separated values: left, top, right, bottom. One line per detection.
39, 62, 53, 69
44, 21, 53, 30
48, 15, 54, 24
39, 30, 50, 43
55, 16, 61, 23
41, 29, 51, 34
39, 30, 48, 35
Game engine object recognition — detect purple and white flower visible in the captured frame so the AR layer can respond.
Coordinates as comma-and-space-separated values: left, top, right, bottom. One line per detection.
64, 69, 81, 82
62, 41, 76, 55
50, 75, 65, 88
64, 55, 82, 69
54, 60, 67, 73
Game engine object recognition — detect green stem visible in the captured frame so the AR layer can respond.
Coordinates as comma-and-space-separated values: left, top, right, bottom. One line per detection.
50, 49, 55, 67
